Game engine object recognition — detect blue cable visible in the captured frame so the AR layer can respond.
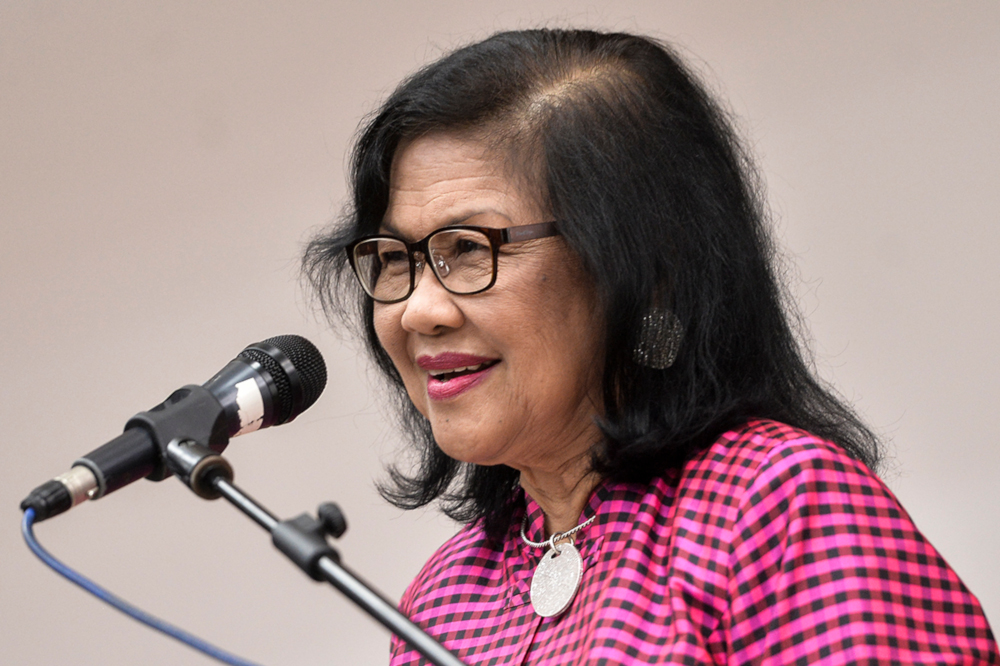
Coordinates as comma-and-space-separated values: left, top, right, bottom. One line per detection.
21, 508, 264, 666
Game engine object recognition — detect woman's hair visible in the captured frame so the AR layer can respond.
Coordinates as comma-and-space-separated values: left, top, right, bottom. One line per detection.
303, 28, 882, 541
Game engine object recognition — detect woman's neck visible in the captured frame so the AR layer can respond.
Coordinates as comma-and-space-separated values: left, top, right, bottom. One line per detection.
519, 461, 601, 536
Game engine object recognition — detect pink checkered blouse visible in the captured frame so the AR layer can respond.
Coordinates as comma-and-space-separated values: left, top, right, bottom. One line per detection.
391, 420, 997, 665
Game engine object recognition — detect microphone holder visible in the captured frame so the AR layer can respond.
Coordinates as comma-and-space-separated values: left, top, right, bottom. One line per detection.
164, 440, 466, 666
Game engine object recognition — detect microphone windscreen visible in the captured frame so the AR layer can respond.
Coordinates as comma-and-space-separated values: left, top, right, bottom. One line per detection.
238, 335, 327, 424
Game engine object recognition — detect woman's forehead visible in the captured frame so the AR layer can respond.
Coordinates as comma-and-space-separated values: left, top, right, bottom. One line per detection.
383, 133, 543, 235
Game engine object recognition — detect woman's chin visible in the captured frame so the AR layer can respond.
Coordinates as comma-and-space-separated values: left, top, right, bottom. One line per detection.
433, 433, 505, 467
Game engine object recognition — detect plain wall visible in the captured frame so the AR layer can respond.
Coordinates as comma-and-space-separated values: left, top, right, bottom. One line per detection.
1, 2, 997, 664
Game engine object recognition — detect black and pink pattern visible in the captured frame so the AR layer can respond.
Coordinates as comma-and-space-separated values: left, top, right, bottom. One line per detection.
392, 421, 997, 664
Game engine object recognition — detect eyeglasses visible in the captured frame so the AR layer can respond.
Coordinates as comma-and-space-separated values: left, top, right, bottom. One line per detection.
346, 221, 559, 303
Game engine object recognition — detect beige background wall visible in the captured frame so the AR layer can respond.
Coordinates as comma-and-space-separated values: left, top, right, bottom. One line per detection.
1, 2, 997, 664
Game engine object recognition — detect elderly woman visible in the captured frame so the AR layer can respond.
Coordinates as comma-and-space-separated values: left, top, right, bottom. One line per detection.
305, 29, 996, 665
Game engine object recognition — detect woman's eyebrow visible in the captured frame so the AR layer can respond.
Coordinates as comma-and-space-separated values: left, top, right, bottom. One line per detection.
379, 209, 509, 236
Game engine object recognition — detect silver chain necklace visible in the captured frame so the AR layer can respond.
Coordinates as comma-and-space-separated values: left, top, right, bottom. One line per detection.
520, 513, 596, 617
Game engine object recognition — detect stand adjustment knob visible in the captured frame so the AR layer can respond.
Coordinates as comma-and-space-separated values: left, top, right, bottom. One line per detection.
318, 502, 347, 539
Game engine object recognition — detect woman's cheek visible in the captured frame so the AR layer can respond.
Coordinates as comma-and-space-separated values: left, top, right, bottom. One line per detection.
373, 304, 416, 390
372, 304, 401, 355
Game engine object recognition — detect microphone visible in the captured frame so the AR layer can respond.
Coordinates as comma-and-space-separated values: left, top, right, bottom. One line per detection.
20, 335, 327, 522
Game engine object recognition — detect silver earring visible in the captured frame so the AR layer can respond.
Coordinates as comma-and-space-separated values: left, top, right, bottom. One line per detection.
633, 308, 682, 369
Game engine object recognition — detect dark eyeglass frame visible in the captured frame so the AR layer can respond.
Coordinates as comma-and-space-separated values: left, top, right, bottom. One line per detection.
346, 221, 560, 304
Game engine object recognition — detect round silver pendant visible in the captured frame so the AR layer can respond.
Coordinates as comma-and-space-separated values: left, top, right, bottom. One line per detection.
529, 541, 583, 617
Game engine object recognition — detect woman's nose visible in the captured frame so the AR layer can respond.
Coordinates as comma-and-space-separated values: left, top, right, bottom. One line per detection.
400, 257, 464, 335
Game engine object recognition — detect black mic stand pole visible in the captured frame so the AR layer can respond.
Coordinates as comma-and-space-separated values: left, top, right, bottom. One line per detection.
165, 440, 467, 666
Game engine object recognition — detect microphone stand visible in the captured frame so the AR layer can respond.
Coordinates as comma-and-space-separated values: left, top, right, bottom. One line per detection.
164, 441, 466, 666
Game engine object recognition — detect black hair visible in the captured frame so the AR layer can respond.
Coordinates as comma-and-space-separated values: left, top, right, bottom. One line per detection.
303, 29, 882, 541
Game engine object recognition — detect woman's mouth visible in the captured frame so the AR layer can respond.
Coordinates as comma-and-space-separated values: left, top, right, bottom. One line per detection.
418, 354, 499, 400
427, 361, 498, 383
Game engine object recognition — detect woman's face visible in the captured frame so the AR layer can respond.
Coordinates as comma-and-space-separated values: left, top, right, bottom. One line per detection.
373, 132, 605, 476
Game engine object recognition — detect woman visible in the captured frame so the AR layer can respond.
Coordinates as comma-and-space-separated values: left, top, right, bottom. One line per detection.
304, 29, 997, 664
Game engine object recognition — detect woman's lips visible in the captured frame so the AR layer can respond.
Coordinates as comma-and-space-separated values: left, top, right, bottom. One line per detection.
426, 364, 497, 400
418, 353, 499, 401
417, 352, 494, 370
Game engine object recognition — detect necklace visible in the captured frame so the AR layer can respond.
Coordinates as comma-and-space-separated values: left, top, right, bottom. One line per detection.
520, 513, 597, 617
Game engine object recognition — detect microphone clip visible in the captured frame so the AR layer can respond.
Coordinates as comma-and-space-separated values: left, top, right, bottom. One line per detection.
74, 385, 231, 500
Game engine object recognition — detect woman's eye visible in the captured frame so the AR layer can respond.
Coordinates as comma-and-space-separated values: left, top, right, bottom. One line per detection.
380, 250, 408, 265
456, 238, 488, 255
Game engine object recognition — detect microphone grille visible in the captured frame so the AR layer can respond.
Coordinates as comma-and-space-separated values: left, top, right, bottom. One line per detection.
263, 334, 327, 412
239, 335, 327, 424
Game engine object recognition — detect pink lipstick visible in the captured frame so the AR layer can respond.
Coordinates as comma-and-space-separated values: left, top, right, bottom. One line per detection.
418, 353, 499, 401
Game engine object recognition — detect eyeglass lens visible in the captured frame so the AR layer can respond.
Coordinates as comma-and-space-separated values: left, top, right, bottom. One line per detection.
352, 228, 495, 302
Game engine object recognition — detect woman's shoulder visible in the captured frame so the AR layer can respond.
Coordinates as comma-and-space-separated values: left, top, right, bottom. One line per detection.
677, 420, 998, 663
697, 418, 866, 466
683, 418, 885, 497
667, 418, 914, 557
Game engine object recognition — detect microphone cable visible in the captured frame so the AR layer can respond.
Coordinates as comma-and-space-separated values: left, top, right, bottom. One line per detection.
21, 508, 264, 666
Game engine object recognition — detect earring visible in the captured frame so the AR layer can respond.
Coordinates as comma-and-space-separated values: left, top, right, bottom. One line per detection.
633, 308, 682, 369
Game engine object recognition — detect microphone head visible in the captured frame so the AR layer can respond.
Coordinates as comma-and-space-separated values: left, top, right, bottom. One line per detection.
238, 335, 327, 425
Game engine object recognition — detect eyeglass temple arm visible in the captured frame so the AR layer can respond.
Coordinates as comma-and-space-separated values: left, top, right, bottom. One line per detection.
501, 221, 558, 243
